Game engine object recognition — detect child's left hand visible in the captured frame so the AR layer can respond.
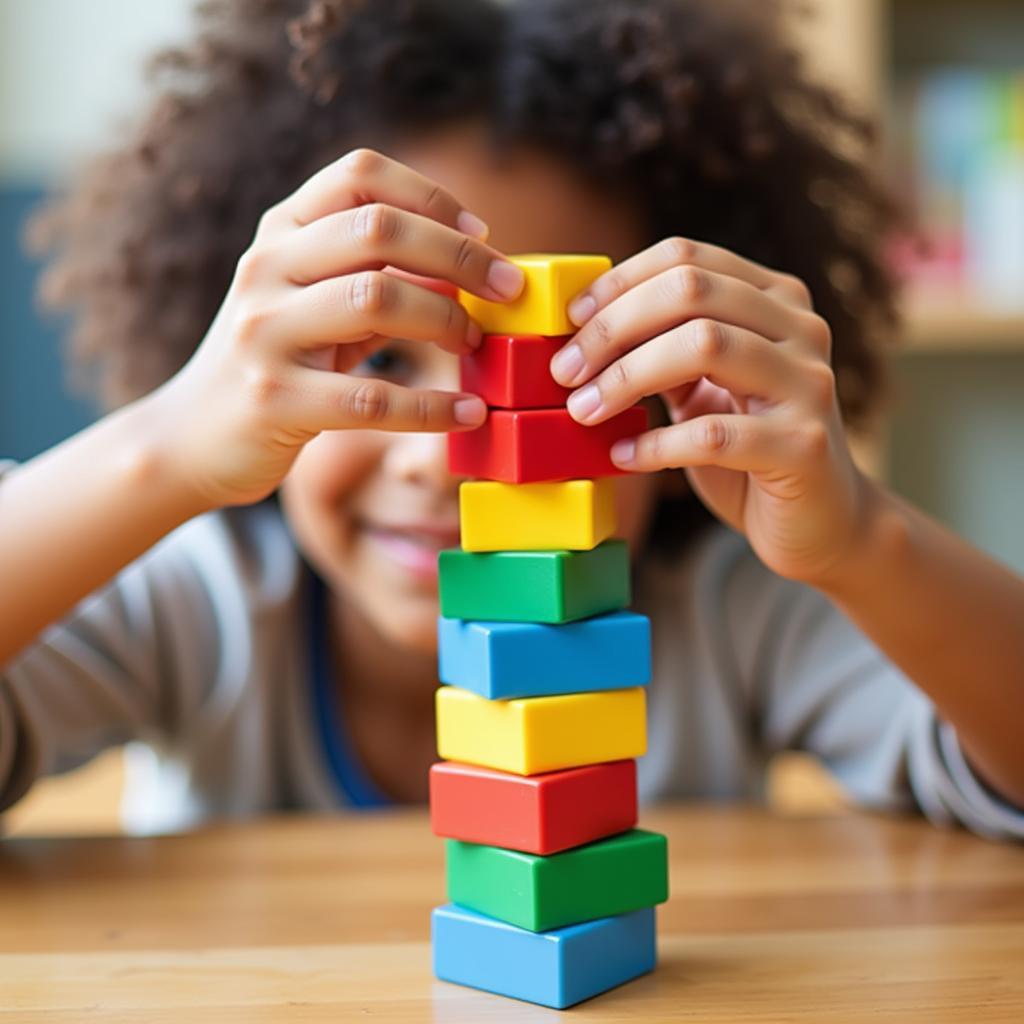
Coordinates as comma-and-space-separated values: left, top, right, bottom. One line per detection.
551, 238, 877, 587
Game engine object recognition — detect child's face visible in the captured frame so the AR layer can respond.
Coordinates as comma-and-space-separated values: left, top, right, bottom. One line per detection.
279, 123, 661, 653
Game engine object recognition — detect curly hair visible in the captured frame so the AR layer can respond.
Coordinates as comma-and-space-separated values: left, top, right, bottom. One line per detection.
31, 0, 898, 427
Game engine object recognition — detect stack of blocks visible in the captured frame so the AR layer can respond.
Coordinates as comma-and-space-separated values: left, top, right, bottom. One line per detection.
430, 254, 670, 1010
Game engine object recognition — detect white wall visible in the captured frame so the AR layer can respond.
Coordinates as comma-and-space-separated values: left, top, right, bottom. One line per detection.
0, 0, 194, 183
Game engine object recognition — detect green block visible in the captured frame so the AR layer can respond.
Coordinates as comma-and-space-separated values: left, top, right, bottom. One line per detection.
438, 540, 630, 623
446, 829, 668, 932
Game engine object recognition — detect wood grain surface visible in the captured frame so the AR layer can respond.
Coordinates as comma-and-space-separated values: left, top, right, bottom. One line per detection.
1, 806, 1022, 1022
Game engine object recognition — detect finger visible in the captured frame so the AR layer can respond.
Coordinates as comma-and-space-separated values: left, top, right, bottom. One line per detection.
552, 266, 805, 388
669, 377, 740, 423
567, 237, 787, 327
263, 147, 490, 238
609, 413, 830, 475
566, 320, 801, 425
252, 271, 481, 356
384, 267, 458, 298
288, 367, 488, 433
279, 205, 524, 302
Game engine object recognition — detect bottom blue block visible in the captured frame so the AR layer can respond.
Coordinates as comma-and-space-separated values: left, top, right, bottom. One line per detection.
432, 903, 656, 1009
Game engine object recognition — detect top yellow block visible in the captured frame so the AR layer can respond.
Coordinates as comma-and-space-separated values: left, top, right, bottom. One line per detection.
459, 253, 612, 336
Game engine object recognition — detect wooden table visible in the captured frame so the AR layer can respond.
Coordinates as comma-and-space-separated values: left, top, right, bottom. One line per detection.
1, 806, 1022, 1022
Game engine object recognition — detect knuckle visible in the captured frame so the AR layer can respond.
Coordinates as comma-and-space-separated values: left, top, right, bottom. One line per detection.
234, 247, 269, 289
609, 358, 630, 390
413, 391, 434, 428
241, 364, 285, 410
341, 147, 384, 181
688, 319, 727, 362
801, 311, 833, 354
588, 312, 614, 354
453, 232, 476, 274
347, 271, 390, 317
234, 302, 275, 348
254, 206, 281, 239
780, 273, 813, 307
695, 417, 731, 455
663, 235, 697, 266
352, 203, 400, 247
423, 182, 454, 220
596, 267, 626, 303
805, 360, 837, 410
666, 265, 709, 305
344, 379, 390, 423
638, 428, 664, 464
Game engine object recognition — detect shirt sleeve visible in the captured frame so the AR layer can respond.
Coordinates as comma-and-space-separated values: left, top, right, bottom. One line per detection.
730, 540, 1024, 841
0, 459, 223, 814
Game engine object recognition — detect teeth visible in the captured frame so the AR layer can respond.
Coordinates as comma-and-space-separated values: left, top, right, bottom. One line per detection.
366, 521, 459, 550
387, 530, 451, 549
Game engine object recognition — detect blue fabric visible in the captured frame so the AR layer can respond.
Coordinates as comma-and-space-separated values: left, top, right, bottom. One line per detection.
307, 570, 392, 808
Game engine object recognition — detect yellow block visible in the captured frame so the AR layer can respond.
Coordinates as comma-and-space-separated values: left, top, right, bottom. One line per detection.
459, 253, 612, 335
436, 685, 646, 776
459, 479, 617, 552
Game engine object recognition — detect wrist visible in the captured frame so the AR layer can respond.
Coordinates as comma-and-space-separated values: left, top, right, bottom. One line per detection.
813, 477, 912, 604
119, 387, 218, 523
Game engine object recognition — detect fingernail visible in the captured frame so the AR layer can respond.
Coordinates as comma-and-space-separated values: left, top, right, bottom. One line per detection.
567, 383, 602, 423
465, 319, 482, 348
486, 260, 525, 300
569, 293, 597, 326
550, 343, 585, 386
611, 438, 636, 465
457, 210, 489, 240
454, 396, 486, 425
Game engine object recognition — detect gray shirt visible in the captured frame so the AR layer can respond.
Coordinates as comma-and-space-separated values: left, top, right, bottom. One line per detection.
2, 460, 1022, 839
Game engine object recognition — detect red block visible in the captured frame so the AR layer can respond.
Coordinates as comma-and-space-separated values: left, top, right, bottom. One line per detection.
460, 334, 573, 409
447, 406, 648, 483
430, 759, 638, 855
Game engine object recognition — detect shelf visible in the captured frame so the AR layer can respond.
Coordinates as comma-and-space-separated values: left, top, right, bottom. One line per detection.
899, 293, 1024, 353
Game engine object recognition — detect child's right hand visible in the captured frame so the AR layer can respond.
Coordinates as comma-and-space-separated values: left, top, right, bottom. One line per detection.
149, 149, 523, 511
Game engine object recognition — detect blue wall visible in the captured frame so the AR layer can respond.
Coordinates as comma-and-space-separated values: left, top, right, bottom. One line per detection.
1, 185, 94, 461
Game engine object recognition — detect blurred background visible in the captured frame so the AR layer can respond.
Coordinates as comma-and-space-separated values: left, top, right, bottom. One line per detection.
2, 0, 1023, 833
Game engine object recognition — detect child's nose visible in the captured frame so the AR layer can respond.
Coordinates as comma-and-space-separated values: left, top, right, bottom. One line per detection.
384, 429, 459, 490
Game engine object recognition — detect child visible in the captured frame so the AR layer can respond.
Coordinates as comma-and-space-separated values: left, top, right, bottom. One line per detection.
2, 0, 1023, 838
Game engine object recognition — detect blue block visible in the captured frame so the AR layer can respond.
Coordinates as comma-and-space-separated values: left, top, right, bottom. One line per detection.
432, 904, 656, 1009
437, 611, 651, 700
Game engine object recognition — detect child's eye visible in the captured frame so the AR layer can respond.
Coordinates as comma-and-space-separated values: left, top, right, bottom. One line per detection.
353, 345, 414, 382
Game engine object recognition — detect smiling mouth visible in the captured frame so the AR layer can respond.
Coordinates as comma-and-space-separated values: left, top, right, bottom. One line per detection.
367, 521, 461, 546
362, 521, 460, 579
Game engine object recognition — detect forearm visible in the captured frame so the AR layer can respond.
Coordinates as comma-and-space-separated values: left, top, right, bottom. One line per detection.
0, 392, 209, 668
820, 481, 1024, 807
